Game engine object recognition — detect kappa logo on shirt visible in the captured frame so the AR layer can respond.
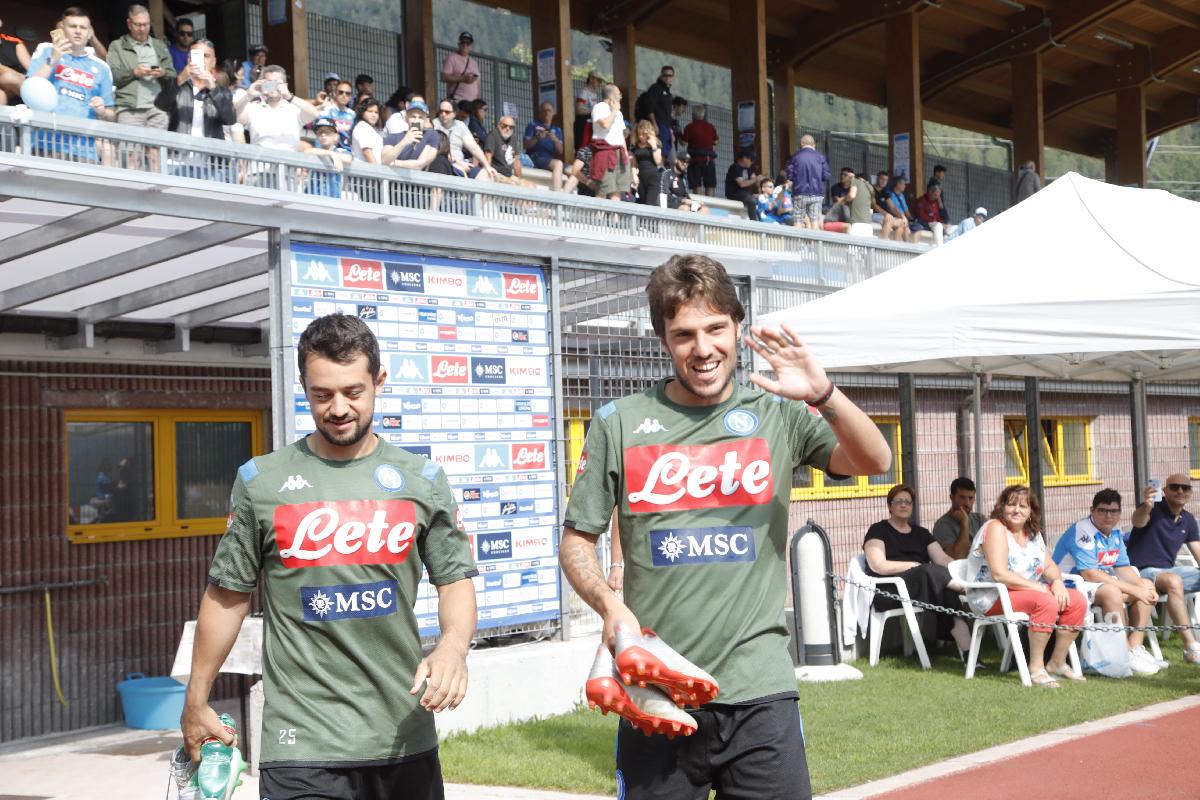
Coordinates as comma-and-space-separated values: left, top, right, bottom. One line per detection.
278, 474, 313, 492
632, 418, 669, 435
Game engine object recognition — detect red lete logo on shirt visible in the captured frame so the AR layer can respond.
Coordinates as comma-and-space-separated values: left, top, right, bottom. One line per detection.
275, 500, 416, 568
54, 63, 96, 89
624, 439, 773, 513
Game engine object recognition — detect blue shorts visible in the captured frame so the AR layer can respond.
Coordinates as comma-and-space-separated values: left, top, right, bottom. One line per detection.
1139, 565, 1200, 593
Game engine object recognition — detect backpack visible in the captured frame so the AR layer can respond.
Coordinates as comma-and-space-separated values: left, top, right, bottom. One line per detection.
634, 90, 651, 122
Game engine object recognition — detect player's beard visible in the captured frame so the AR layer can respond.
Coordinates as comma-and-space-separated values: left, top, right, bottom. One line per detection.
672, 358, 735, 404
317, 414, 373, 448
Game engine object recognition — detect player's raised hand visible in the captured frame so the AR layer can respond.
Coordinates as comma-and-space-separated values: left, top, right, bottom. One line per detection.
745, 323, 831, 404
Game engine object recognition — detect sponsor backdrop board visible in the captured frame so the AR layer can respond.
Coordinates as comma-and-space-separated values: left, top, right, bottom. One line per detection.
289, 243, 558, 636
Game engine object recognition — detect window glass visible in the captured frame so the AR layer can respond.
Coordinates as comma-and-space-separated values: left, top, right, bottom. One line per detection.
1060, 420, 1089, 475
1005, 421, 1026, 479
868, 421, 899, 486
67, 421, 155, 524
175, 422, 253, 519
1190, 419, 1200, 474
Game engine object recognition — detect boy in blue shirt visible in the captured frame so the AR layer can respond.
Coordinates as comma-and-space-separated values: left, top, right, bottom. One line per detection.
1053, 488, 1163, 674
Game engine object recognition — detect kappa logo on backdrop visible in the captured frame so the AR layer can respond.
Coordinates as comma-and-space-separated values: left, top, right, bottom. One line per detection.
301, 579, 398, 622
469, 272, 498, 296
299, 258, 337, 285
275, 500, 417, 568
650, 526, 756, 567
633, 418, 669, 435
278, 474, 313, 492
391, 355, 428, 383
476, 446, 508, 471
624, 440, 773, 513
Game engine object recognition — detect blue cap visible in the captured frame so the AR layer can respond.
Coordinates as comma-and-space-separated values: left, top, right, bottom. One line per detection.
313, 116, 336, 130
408, 99, 430, 115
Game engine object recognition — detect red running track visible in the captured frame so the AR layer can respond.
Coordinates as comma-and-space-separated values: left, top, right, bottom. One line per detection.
869, 704, 1200, 800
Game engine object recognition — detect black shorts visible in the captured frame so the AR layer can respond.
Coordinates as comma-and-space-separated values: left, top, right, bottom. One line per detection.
687, 159, 716, 189
259, 750, 443, 800
615, 696, 810, 800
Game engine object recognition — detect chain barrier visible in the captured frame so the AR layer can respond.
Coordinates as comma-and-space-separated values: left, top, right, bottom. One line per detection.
829, 571, 1200, 635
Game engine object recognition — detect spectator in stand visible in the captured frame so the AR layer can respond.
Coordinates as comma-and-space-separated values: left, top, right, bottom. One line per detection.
319, 80, 356, 146
155, 38, 232, 140
755, 177, 794, 225
574, 69, 604, 146
824, 166, 853, 228
0, 18, 32, 106
965, 484, 1088, 687
1127, 475, 1200, 665
641, 65, 675, 161
467, 99, 488, 146
663, 153, 707, 213
387, 99, 439, 172
483, 114, 533, 187
239, 43, 267, 89
350, 97, 386, 164
785, 134, 830, 230
845, 168, 877, 236
882, 177, 917, 242
724, 150, 760, 218
235, 65, 320, 156
442, 31, 480, 105
312, 71, 339, 104
383, 90, 418, 141
930, 477, 985, 560
299, 115, 352, 197
630, 120, 663, 206
870, 171, 890, 224
166, 17, 193, 74
426, 129, 457, 176
383, 85, 411, 120
1052, 488, 1164, 675
108, 5, 174, 130
218, 58, 246, 143
523, 101, 564, 191
681, 104, 718, 196
946, 206, 987, 241
589, 83, 631, 201
915, 183, 945, 242
1015, 159, 1042, 202
670, 96, 687, 158
864, 484, 973, 657
454, 99, 471, 123
926, 164, 949, 223
562, 142, 597, 197
434, 97, 496, 180
354, 73, 374, 105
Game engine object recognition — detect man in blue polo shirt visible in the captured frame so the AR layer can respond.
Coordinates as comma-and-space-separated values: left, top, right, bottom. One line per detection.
27, 7, 114, 162
1127, 474, 1200, 665
1053, 489, 1163, 674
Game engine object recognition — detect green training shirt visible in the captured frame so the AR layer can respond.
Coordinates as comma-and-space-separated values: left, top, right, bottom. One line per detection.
208, 437, 477, 767
564, 379, 839, 704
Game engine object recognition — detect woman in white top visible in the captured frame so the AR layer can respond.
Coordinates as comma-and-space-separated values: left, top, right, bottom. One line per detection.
351, 97, 385, 164
966, 485, 1088, 687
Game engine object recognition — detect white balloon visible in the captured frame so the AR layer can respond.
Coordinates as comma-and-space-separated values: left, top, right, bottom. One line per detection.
20, 76, 59, 113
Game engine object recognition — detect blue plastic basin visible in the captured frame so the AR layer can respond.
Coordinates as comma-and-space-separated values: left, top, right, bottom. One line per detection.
116, 672, 186, 730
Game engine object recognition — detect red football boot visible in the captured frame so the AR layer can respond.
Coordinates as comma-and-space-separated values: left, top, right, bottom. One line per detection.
585, 644, 698, 739
613, 625, 719, 708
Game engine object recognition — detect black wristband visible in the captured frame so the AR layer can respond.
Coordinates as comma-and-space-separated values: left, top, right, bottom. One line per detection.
809, 381, 836, 407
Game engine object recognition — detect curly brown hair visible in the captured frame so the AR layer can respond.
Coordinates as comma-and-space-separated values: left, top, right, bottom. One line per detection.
990, 484, 1041, 535
646, 255, 745, 339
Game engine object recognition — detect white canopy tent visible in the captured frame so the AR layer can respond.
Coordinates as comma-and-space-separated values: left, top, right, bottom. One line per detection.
759, 172, 1200, 382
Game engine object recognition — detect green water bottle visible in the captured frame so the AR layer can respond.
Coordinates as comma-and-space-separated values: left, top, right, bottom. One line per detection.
196, 713, 248, 800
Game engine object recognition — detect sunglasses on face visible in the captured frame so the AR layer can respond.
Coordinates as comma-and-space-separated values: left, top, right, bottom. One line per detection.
1093, 507, 1121, 515
439, 108, 454, 114
178, 31, 194, 37
1167, 483, 1193, 492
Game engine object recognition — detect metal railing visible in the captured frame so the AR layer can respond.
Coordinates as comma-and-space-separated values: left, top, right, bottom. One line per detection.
0, 107, 925, 285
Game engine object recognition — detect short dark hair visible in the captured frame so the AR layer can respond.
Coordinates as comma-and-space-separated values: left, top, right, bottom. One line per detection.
950, 477, 976, 495
470, 98, 487, 113
646, 255, 745, 339
840, 166, 853, 175
1092, 488, 1122, 508
355, 73, 374, 85
672, 96, 688, 107
61, 6, 90, 21
296, 313, 381, 385
661, 65, 675, 74
175, 17, 193, 29
933, 164, 946, 174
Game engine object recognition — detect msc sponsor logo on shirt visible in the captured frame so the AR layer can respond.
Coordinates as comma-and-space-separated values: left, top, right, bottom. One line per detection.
275, 500, 417, 568
472, 356, 506, 385
340, 258, 384, 289
503, 273, 541, 302
650, 526, 756, 566
625, 440, 773, 513
301, 578, 398, 622
385, 263, 424, 293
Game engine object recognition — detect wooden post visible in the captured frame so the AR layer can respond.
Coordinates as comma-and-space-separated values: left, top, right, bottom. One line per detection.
773, 63, 796, 174
730, 0, 769, 171
610, 23, 637, 120
885, 11, 923, 194
1114, 86, 1147, 187
530, 0, 575, 158
404, 0, 436, 102
262, 0, 309, 98
1010, 52, 1044, 178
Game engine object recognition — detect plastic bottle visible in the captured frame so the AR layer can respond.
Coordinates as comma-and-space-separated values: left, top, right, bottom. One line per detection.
196, 713, 247, 800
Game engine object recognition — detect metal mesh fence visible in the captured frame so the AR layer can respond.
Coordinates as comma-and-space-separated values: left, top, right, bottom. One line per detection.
246, 0, 262, 52
435, 44, 534, 125
308, 15, 401, 103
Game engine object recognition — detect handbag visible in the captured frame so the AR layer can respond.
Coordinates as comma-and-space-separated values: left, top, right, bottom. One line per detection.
1082, 611, 1132, 678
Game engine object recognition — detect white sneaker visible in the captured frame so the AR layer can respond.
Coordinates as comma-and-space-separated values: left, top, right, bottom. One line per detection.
1185, 644, 1200, 666
1129, 646, 1160, 675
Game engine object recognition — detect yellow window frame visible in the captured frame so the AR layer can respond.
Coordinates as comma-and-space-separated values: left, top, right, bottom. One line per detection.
66, 409, 264, 544
790, 417, 902, 501
1004, 416, 1096, 487
1188, 417, 1200, 480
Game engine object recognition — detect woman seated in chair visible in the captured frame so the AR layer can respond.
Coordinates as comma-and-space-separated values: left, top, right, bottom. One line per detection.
864, 484, 973, 655
966, 484, 1088, 688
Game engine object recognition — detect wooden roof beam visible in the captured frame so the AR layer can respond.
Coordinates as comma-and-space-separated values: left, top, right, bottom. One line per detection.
1045, 27, 1200, 119
771, 0, 925, 69
1147, 92, 1200, 136
922, 0, 1136, 100
1141, 0, 1200, 29
590, 0, 673, 34
935, 2, 1009, 31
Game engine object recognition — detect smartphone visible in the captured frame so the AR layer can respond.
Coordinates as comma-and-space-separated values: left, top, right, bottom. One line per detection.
50, 28, 66, 45
189, 49, 204, 69
261, 80, 279, 94
1149, 478, 1163, 502
409, 121, 423, 134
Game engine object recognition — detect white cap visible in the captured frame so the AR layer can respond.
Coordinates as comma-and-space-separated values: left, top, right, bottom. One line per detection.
974, 207, 988, 217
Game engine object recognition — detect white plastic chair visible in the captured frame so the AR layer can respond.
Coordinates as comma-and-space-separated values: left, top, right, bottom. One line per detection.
849, 554, 931, 669
948, 559, 1082, 687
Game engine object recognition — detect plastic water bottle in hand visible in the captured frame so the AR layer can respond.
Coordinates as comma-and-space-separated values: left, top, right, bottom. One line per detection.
196, 713, 247, 800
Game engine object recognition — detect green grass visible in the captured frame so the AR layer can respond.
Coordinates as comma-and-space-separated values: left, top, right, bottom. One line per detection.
440, 639, 1200, 795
